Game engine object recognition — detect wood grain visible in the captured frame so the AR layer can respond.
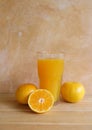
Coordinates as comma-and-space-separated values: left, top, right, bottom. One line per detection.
0, 94, 92, 130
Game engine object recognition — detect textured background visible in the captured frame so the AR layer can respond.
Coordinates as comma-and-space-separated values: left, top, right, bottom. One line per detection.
0, 0, 92, 94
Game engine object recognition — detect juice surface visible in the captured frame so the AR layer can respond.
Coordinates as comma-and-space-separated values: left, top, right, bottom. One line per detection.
38, 59, 64, 102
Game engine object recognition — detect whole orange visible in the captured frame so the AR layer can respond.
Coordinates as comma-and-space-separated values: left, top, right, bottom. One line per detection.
61, 82, 85, 103
16, 83, 37, 104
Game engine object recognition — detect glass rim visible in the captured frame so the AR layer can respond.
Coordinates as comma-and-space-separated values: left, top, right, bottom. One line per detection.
37, 51, 64, 59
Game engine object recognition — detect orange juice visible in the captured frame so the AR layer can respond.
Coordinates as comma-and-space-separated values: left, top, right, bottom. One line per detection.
38, 59, 64, 102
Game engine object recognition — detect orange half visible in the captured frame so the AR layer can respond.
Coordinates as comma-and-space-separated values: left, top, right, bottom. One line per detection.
28, 89, 54, 113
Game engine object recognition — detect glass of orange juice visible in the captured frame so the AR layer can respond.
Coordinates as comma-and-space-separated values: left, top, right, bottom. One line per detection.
37, 52, 64, 102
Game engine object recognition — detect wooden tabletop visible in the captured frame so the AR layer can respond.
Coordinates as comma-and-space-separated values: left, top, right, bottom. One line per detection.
0, 93, 92, 130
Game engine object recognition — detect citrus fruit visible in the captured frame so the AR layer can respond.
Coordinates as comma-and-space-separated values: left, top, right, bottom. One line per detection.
61, 82, 85, 103
28, 89, 54, 113
16, 83, 37, 104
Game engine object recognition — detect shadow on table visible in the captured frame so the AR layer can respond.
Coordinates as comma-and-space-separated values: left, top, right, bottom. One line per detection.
0, 93, 36, 114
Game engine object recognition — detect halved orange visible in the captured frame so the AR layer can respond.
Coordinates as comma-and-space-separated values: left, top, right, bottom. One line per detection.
28, 89, 54, 113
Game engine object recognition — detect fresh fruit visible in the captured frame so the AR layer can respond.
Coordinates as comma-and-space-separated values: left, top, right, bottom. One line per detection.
28, 89, 54, 113
61, 82, 85, 103
16, 83, 37, 104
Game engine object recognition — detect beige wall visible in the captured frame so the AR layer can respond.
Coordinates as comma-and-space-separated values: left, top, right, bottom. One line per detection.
0, 0, 92, 94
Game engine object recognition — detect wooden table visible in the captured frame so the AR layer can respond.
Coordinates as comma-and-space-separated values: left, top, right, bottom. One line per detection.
0, 93, 92, 130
